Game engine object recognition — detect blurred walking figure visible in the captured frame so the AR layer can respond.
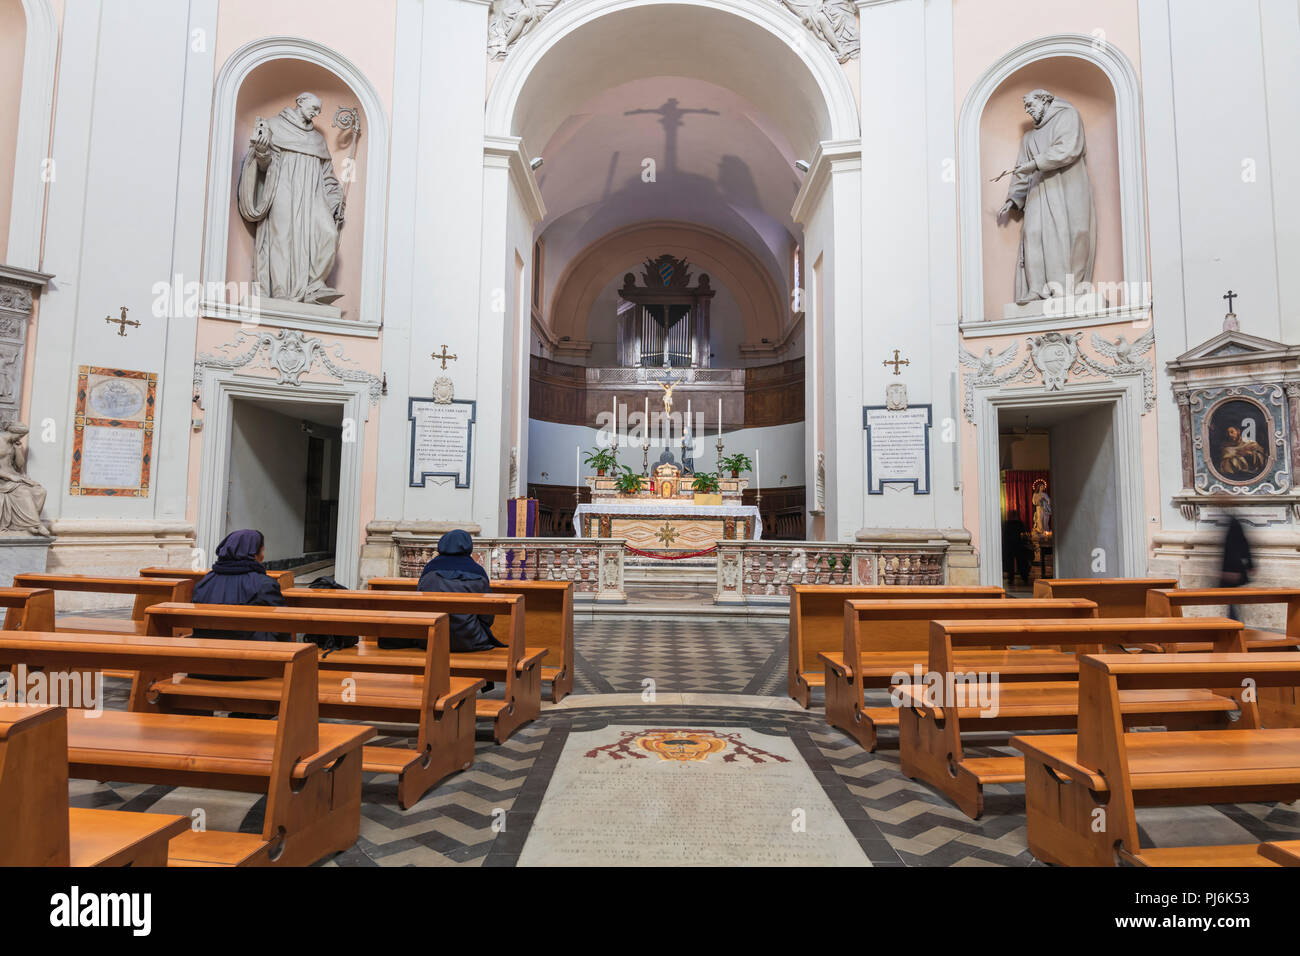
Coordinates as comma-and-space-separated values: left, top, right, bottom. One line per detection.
1219, 513, 1254, 622
1002, 510, 1032, 588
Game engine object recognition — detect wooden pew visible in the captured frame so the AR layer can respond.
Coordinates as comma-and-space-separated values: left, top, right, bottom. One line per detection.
14, 573, 194, 636
1146, 587, 1300, 727
1013, 651, 1300, 866
787, 585, 1005, 708
0, 631, 373, 866
1032, 577, 1178, 617
0, 587, 56, 632
898, 617, 1244, 818
821, 598, 1097, 751
149, 611, 481, 809
140, 565, 296, 590
1, 704, 190, 866
143, 602, 541, 743
366, 577, 575, 703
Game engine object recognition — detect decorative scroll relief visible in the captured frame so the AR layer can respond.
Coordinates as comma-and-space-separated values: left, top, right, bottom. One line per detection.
193, 328, 383, 404
487, 0, 861, 63
957, 326, 1156, 422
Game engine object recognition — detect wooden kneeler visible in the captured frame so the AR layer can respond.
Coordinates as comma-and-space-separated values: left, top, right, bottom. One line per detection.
1013, 652, 1300, 866
897, 617, 1245, 818
152, 614, 482, 809
1, 632, 373, 866
1, 705, 189, 867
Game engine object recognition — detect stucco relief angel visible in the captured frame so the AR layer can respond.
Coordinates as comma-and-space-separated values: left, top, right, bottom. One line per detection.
488, 0, 561, 59
780, 1, 861, 63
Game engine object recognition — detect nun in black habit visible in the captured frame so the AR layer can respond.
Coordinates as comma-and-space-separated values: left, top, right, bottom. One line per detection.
192, 528, 288, 642
414, 529, 503, 653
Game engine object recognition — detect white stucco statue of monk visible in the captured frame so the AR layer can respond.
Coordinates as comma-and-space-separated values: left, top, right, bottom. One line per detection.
998, 89, 1096, 305
237, 92, 345, 305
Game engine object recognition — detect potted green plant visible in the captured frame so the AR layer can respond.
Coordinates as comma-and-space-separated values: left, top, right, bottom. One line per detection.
691, 471, 722, 505
719, 452, 752, 478
613, 465, 644, 496
584, 447, 619, 476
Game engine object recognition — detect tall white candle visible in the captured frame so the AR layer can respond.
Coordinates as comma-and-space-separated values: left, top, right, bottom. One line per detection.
612, 396, 617, 444
576, 445, 581, 489
718, 398, 723, 438
755, 448, 760, 490
645, 396, 650, 442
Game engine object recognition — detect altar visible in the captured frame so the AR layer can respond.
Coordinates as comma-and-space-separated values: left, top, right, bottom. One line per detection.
575, 463, 762, 552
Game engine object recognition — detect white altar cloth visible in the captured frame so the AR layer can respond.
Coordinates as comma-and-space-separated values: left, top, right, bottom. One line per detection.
574, 501, 763, 540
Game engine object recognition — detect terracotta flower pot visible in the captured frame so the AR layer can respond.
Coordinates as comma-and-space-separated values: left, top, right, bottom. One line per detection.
730, 470, 739, 478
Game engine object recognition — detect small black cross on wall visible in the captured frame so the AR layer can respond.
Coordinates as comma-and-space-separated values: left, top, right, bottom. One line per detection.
105, 306, 139, 337
1223, 290, 1238, 313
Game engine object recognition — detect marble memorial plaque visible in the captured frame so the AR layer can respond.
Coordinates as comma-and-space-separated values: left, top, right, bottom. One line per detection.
864, 404, 931, 494
80, 425, 144, 489
70, 366, 156, 497
408, 397, 476, 488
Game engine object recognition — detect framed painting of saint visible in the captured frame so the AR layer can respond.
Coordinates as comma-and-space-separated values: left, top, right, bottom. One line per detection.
1203, 396, 1272, 486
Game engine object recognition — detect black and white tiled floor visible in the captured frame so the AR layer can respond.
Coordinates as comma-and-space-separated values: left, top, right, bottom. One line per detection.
62, 613, 1300, 865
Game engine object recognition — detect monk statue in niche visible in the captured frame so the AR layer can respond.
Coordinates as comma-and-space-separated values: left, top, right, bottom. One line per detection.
237, 92, 346, 306
997, 89, 1097, 306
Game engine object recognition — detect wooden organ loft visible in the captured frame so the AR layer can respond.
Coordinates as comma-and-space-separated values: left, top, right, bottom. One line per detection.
617, 254, 715, 368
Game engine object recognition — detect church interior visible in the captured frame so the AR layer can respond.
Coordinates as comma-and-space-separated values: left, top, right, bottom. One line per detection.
2, 0, 1300, 910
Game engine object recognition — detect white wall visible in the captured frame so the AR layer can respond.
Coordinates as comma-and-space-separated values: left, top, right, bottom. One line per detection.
226, 402, 309, 562
1050, 404, 1120, 577
1142, 0, 1300, 532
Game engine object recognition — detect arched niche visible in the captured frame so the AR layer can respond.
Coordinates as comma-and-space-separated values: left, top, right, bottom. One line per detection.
203, 38, 388, 330
547, 221, 788, 361
959, 35, 1147, 327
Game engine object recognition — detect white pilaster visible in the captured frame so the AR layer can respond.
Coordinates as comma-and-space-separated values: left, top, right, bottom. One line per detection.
855, 0, 962, 533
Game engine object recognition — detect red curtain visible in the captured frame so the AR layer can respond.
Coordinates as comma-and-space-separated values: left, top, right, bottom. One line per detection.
1002, 470, 1048, 523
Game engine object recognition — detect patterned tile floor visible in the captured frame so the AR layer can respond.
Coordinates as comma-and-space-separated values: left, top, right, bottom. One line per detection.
62, 612, 1300, 865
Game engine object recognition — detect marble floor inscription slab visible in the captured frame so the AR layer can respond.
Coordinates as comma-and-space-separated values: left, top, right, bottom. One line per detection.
517, 724, 870, 866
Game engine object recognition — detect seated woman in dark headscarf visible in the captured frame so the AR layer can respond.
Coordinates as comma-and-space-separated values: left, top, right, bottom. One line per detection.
192, 529, 288, 643
414, 529, 502, 653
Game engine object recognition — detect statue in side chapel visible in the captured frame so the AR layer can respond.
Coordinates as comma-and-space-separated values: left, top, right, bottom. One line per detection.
997, 89, 1097, 306
1031, 478, 1052, 541
237, 92, 346, 305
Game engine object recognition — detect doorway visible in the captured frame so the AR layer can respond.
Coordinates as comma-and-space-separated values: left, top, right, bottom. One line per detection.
996, 401, 1122, 592
224, 397, 343, 576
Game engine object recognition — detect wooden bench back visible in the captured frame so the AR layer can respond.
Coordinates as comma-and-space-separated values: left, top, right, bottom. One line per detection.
790, 585, 1004, 676
1147, 587, 1300, 635
1032, 577, 1178, 618
0, 587, 56, 632
1, 631, 325, 849
139, 565, 296, 590
929, 617, 1246, 676
14, 573, 194, 620
1076, 651, 1300, 855
0, 705, 70, 865
844, 598, 1096, 659
144, 601, 490, 696
363, 577, 573, 672
278, 589, 524, 662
